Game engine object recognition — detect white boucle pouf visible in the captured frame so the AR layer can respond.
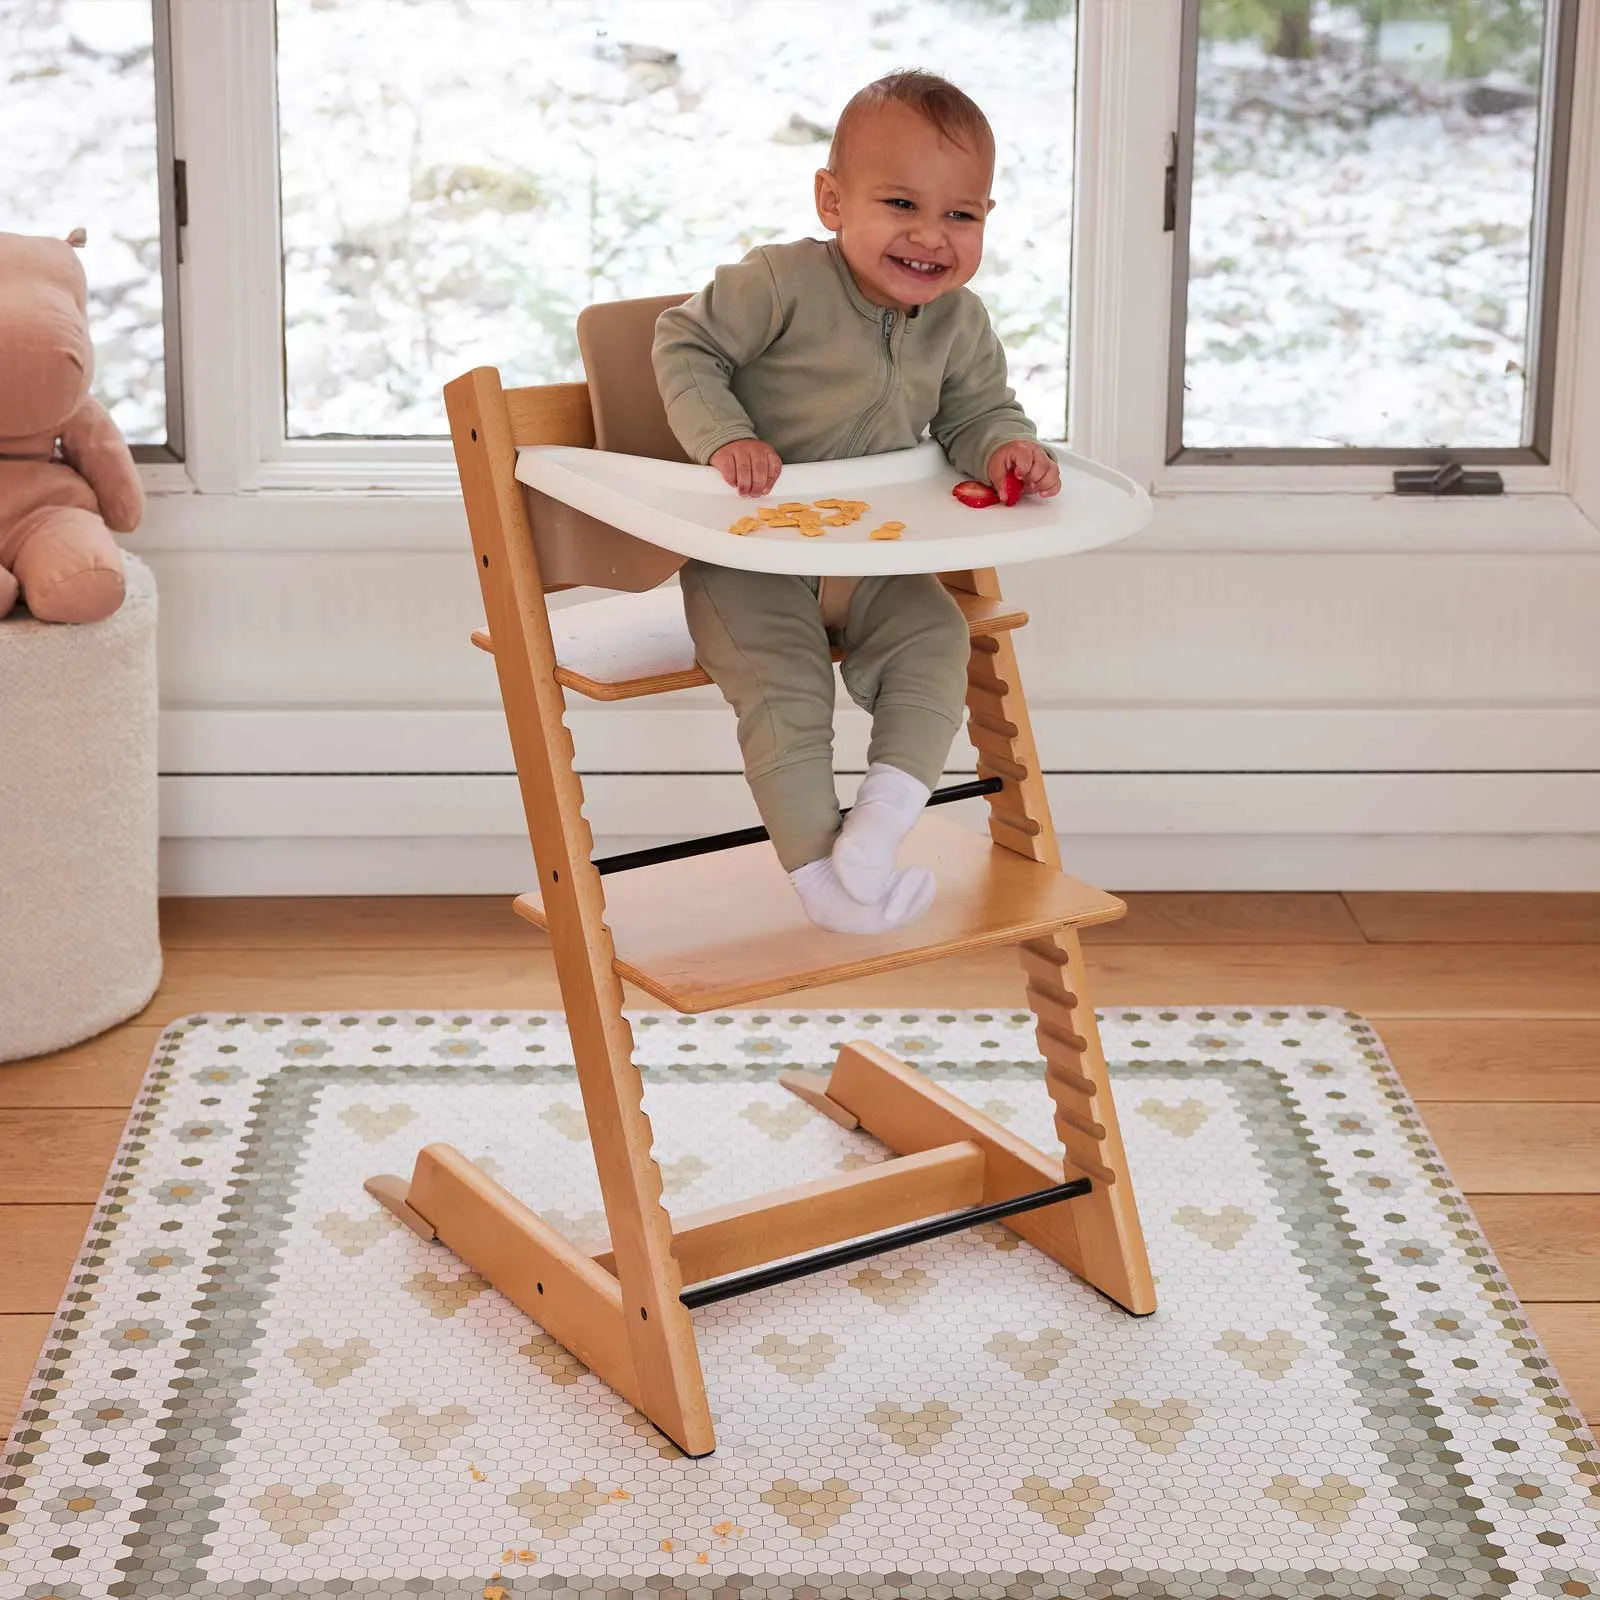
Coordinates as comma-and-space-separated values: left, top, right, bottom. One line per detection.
0, 553, 161, 1062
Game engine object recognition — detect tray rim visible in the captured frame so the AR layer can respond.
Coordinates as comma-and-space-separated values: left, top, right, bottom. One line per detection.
513, 439, 1152, 575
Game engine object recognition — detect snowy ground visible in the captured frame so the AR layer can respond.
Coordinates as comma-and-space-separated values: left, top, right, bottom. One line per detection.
0, 0, 1549, 452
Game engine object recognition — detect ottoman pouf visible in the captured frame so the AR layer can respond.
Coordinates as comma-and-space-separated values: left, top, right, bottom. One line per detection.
0, 553, 161, 1062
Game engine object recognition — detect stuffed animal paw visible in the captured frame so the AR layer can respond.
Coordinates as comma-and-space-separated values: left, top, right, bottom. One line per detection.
0, 230, 143, 623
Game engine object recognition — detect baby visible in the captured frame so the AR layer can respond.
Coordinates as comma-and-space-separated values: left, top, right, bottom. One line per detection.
652, 69, 1059, 935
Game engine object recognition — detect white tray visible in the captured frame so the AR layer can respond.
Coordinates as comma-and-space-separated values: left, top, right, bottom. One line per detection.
514, 439, 1150, 575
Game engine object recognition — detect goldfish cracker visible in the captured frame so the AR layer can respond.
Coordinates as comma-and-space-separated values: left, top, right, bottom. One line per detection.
727, 515, 759, 536
868, 522, 903, 540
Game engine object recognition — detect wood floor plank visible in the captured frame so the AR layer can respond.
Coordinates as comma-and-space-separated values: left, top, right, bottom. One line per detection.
1345, 892, 1600, 944
1418, 1103, 1600, 1194
0, 1205, 94, 1313
1471, 1196, 1600, 1302
1524, 1303, 1600, 1425
0, 1110, 129, 1205
1374, 1019, 1599, 1102
1083, 893, 1366, 945
0, 1313, 54, 1440
135, 940, 1600, 1017
0, 1025, 163, 1109
160, 895, 523, 950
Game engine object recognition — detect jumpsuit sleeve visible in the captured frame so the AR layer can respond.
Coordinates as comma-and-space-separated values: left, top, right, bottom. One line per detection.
930, 304, 1044, 484
652, 250, 787, 464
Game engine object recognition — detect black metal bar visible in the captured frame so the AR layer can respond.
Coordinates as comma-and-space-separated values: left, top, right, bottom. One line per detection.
679, 1175, 1091, 1309
593, 775, 1004, 877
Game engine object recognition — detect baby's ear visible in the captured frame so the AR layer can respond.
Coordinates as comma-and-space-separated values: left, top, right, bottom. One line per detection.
66, 227, 88, 248
814, 167, 843, 231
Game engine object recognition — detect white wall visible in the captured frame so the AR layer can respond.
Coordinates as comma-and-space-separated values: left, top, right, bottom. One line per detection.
141, 523, 1600, 894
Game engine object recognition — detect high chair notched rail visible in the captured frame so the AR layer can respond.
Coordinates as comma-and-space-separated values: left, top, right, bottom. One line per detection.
365, 302, 1156, 1458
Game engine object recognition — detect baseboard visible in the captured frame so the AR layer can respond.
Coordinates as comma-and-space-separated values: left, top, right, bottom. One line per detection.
159, 771, 1600, 840
160, 704, 1600, 774
154, 701, 1600, 893
155, 770, 1600, 893
159, 831, 1600, 895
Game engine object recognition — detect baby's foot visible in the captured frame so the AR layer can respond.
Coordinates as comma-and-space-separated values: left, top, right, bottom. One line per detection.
832, 763, 932, 903
790, 857, 935, 935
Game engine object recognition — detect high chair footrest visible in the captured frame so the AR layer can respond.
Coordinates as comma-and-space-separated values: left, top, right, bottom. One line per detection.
514, 813, 1125, 1013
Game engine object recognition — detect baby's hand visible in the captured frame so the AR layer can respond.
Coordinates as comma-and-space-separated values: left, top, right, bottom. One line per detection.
711, 438, 783, 498
987, 439, 1061, 500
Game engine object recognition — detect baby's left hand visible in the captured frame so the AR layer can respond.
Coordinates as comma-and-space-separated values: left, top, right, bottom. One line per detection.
987, 439, 1061, 500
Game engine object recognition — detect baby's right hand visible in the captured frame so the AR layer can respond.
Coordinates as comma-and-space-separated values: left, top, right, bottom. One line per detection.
711, 438, 783, 497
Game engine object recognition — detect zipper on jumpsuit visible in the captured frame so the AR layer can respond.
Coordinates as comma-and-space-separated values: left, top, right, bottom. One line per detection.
841, 308, 899, 458
822, 310, 900, 630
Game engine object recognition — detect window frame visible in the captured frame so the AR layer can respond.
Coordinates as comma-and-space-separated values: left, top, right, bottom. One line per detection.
1164, 0, 1579, 470
138, 0, 1600, 554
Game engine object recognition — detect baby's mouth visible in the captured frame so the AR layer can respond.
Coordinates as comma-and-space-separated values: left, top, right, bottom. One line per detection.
888, 255, 948, 280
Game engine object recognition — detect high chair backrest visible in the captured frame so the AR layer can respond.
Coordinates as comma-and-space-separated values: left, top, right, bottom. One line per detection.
504, 292, 692, 594
577, 293, 691, 460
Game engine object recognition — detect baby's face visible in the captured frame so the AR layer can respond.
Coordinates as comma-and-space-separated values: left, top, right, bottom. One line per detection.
814, 102, 994, 312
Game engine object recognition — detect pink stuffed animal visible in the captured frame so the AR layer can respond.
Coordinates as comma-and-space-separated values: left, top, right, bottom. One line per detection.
0, 230, 143, 623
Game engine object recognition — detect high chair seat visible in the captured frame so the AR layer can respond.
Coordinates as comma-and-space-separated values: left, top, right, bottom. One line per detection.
471, 582, 1028, 701
512, 812, 1124, 1013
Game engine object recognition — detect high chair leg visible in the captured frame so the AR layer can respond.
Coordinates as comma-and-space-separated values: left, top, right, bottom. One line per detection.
437, 366, 715, 1457
946, 565, 1157, 1316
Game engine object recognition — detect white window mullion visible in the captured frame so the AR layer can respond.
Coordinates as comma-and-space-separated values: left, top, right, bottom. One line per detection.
170, 0, 283, 493
1549, 0, 1600, 525
1069, 0, 1184, 485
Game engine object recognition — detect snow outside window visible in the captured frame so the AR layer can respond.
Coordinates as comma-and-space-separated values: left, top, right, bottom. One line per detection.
1, 0, 169, 448
1174, 0, 1565, 456
274, 0, 1077, 440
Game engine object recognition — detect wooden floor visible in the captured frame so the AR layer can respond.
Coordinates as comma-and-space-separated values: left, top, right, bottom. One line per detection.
2, 892, 1597, 1441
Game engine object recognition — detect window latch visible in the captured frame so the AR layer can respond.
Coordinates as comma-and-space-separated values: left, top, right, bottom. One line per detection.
1392, 461, 1504, 496
173, 158, 188, 265
1163, 133, 1178, 233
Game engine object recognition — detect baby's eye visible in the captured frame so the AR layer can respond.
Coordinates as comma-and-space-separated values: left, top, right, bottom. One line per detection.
883, 198, 914, 211
947, 210, 979, 222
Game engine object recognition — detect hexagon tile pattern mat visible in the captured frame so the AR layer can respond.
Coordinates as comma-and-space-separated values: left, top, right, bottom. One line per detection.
3, 1007, 1598, 1600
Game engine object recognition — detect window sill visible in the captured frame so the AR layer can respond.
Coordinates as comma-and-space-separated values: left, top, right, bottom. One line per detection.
130, 468, 1600, 557
1129, 488, 1600, 553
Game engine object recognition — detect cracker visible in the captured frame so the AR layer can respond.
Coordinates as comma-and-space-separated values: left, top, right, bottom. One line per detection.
868, 522, 903, 540
727, 516, 759, 536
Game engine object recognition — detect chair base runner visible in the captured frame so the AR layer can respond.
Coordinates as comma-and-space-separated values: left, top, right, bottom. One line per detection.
370, 1034, 1151, 1454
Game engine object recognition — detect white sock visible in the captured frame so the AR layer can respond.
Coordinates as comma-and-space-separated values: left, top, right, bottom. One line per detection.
789, 857, 935, 935
831, 763, 932, 904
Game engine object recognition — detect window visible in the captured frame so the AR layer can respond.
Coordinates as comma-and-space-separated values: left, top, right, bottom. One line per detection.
1169, 0, 1574, 460
273, 0, 1077, 440
0, 0, 182, 457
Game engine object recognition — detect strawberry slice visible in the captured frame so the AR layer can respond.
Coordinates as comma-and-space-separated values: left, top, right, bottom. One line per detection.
1001, 468, 1024, 506
952, 479, 999, 508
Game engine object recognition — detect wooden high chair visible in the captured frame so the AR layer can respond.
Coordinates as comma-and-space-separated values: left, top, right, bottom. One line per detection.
366, 313, 1155, 1459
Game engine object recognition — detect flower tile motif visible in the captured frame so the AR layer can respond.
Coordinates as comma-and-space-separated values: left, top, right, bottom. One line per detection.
2, 1006, 1596, 1598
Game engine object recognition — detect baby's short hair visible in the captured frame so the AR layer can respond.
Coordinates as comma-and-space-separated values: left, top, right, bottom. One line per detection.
828, 70, 995, 173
